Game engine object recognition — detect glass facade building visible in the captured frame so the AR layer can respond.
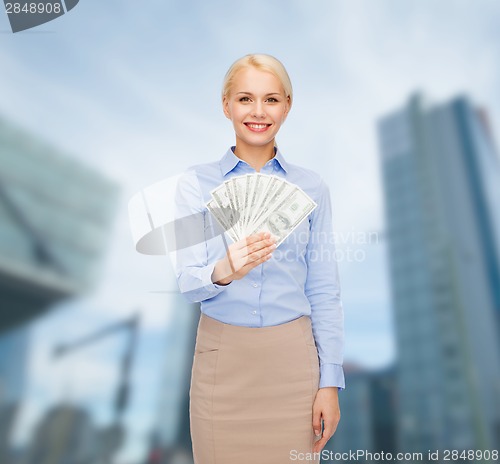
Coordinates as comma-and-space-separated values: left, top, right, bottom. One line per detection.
377, 94, 500, 453
0, 116, 120, 331
329, 365, 397, 458
0, 326, 29, 404
0, 115, 120, 462
154, 294, 199, 457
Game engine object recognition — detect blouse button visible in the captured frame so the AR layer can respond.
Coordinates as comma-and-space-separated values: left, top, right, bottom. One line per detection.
252, 310, 257, 315
252, 283, 258, 288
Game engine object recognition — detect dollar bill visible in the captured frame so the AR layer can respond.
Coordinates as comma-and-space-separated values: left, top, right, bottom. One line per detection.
209, 183, 240, 238
206, 198, 239, 243
248, 185, 317, 246
246, 174, 282, 234
205, 173, 317, 247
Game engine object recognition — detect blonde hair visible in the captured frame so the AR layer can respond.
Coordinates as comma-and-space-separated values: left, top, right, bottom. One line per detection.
221, 53, 293, 108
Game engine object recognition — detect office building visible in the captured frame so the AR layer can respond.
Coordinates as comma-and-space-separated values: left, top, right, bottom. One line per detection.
329, 364, 397, 458
0, 326, 29, 404
377, 94, 500, 454
0, 115, 120, 462
0, 115, 120, 332
152, 293, 199, 460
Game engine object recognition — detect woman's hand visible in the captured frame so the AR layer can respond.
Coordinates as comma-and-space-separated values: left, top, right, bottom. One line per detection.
211, 232, 277, 285
312, 387, 341, 454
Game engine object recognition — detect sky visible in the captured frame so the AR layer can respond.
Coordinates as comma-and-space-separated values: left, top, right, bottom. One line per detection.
1, 0, 500, 462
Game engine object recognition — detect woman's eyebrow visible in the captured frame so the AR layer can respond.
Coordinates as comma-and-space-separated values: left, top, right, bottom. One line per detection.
236, 92, 282, 96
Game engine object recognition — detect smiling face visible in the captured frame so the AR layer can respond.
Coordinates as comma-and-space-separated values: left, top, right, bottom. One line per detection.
223, 66, 290, 153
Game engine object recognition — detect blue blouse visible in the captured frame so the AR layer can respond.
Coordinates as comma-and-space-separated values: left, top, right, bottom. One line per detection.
174, 147, 345, 390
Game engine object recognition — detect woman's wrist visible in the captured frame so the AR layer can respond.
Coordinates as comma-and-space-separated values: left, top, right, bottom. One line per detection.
212, 260, 233, 285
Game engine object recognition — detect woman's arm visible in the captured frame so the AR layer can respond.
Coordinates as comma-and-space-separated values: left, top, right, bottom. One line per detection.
306, 176, 344, 453
305, 177, 345, 391
173, 169, 277, 302
173, 169, 232, 303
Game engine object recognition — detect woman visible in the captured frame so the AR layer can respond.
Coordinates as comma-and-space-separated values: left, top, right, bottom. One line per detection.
174, 53, 345, 464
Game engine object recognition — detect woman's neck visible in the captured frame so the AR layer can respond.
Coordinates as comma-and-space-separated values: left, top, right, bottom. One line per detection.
233, 142, 276, 173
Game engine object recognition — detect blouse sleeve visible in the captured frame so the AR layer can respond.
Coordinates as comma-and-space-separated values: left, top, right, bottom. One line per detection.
304, 177, 346, 390
173, 169, 233, 303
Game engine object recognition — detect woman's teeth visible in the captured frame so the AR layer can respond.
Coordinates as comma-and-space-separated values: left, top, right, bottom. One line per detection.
247, 123, 269, 130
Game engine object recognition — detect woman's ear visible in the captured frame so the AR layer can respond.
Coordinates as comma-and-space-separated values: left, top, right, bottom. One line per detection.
222, 96, 231, 120
282, 96, 291, 122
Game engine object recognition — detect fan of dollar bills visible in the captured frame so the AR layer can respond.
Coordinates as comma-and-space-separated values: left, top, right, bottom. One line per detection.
205, 173, 317, 247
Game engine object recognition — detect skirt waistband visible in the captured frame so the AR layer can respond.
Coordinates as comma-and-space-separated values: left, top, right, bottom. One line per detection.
197, 312, 314, 348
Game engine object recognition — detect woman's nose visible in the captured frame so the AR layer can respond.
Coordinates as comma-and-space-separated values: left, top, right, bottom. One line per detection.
251, 102, 266, 118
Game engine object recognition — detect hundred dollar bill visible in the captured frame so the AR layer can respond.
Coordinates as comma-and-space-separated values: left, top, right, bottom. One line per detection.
207, 173, 317, 246
210, 183, 240, 238
229, 173, 257, 237
249, 175, 295, 234
223, 178, 241, 237
248, 186, 317, 247
206, 198, 239, 243
246, 174, 284, 235
230, 175, 246, 237
243, 173, 272, 236
240, 173, 263, 237
230, 174, 245, 236
244, 173, 268, 234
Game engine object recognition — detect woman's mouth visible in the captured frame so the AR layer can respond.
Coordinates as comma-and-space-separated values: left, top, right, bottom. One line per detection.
244, 122, 271, 132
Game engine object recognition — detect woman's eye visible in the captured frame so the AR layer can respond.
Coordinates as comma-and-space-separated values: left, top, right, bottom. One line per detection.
239, 97, 251, 102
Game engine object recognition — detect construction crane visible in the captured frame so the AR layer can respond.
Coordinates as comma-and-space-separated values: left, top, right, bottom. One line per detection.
52, 313, 140, 463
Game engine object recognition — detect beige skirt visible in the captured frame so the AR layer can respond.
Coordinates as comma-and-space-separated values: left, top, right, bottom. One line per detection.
189, 312, 321, 464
